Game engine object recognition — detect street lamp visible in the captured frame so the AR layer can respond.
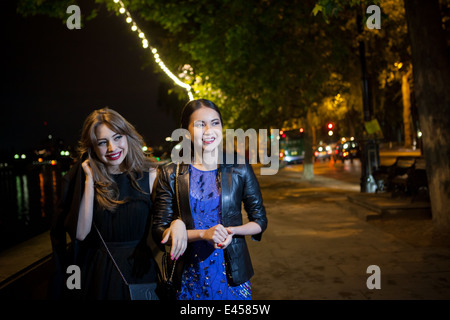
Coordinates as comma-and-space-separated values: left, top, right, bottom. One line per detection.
357, 8, 380, 193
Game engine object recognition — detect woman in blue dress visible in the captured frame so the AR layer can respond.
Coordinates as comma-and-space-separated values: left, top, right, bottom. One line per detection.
153, 99, 268, 300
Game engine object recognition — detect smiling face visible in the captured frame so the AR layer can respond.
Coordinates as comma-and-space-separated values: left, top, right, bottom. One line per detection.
188, 106, 223, 154
94, 123, 128, 173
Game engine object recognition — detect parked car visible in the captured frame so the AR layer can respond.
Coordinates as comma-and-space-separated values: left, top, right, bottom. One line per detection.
333, 137, 360, 162
279, 129, 305, 164
314, 143, 332, 161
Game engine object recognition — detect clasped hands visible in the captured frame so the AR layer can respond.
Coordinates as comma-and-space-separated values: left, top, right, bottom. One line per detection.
161, 219, 234, 261
201, 224, 234, 250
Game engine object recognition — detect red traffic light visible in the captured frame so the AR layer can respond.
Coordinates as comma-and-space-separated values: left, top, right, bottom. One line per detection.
327, 123, 334, 130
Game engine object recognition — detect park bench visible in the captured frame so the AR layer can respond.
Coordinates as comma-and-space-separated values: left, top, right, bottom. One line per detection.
373, 156, 429, 202
391, 156, 428, 202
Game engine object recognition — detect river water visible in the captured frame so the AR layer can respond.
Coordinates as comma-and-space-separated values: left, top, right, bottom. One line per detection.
0, 162, 67, 252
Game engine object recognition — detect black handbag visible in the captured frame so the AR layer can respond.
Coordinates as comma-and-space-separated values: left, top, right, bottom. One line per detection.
94, 224, 159, 300
156, 250, 177, 300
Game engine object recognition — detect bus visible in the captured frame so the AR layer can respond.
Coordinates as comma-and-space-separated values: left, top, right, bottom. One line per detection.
279, 129, 305, 164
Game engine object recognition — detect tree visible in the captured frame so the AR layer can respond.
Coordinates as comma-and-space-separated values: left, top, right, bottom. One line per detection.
315, 0, 450, 234
98, 0, 359, 181
403, 0, 450, 234
18, 0, 449, 232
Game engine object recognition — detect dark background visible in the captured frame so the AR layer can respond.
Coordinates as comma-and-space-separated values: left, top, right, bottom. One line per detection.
1, 1, 183, 156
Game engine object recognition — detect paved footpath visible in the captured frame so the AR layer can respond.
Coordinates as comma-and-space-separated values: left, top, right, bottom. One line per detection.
248, 165, 450, 300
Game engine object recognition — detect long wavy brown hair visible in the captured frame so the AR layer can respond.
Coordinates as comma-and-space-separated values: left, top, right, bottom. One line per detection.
77, 107, 155, 211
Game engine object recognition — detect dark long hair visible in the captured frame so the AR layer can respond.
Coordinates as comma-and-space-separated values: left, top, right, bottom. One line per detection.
180, 99, 223, 130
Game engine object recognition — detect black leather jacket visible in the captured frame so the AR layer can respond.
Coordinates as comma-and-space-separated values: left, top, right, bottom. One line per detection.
152, 157, 268, 287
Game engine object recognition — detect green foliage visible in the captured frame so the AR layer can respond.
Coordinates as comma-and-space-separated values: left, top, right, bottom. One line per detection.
16, 0, 408, 140
17, 0, 77, 20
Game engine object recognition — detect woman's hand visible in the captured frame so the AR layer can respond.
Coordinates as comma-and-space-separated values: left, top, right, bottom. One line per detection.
202, 224, 230, 249
161, 219, 187, 260
76, 159, 95, 241
217, 227, 234, 249
81, 159, 94, 185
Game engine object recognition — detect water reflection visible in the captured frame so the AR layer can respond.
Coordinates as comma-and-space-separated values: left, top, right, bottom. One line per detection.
16, 174, 30, 222
0, 163, 65, 252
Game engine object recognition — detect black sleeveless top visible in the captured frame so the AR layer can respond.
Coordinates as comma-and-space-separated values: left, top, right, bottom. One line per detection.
81, 171, 157, 300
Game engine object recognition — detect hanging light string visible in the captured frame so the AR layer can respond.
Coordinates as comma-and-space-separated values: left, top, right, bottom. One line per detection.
112, 0, 194, 101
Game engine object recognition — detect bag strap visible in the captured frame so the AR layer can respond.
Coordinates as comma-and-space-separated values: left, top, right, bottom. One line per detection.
175, 162, 181, 219
93, 223, 129, 286
163, 163, 181, 283
93, 163, 181, 286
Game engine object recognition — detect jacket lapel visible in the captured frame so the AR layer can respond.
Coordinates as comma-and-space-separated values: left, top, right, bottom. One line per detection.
220, 164, 233, 226
177, 163, 194, 229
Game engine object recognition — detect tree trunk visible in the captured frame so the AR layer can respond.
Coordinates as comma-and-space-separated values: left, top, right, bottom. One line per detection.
401, 68, 413, 148
404, 0, 450, 234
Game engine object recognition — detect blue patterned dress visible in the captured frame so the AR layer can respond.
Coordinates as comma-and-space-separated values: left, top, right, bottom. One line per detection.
177, 165, 251, 300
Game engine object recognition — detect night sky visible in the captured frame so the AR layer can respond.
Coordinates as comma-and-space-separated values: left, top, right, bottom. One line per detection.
1, 1, 182, 156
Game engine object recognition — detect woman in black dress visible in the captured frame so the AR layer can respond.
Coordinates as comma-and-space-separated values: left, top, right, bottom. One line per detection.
51, 107, 186, 299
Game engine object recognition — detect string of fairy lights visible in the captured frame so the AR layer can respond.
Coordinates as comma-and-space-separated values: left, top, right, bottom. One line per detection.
112, 0, 194, 101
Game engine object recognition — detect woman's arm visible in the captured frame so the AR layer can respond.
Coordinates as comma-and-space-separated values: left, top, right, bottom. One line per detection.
161, 219, 187, 260
227, 221, 262, 236
148, 167, 157, 194
152, 165, 188, 260
76, 160, 95, 241
213, 222, 262, 250
186, 224, 230, 249
242, 163, 268, 241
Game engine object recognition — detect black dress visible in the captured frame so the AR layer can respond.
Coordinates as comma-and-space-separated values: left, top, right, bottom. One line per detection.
80, 172, 158, 300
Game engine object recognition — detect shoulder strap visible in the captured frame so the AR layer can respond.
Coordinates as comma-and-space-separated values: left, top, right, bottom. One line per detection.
93, 223, 129, 286
175, 163, 181, 219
